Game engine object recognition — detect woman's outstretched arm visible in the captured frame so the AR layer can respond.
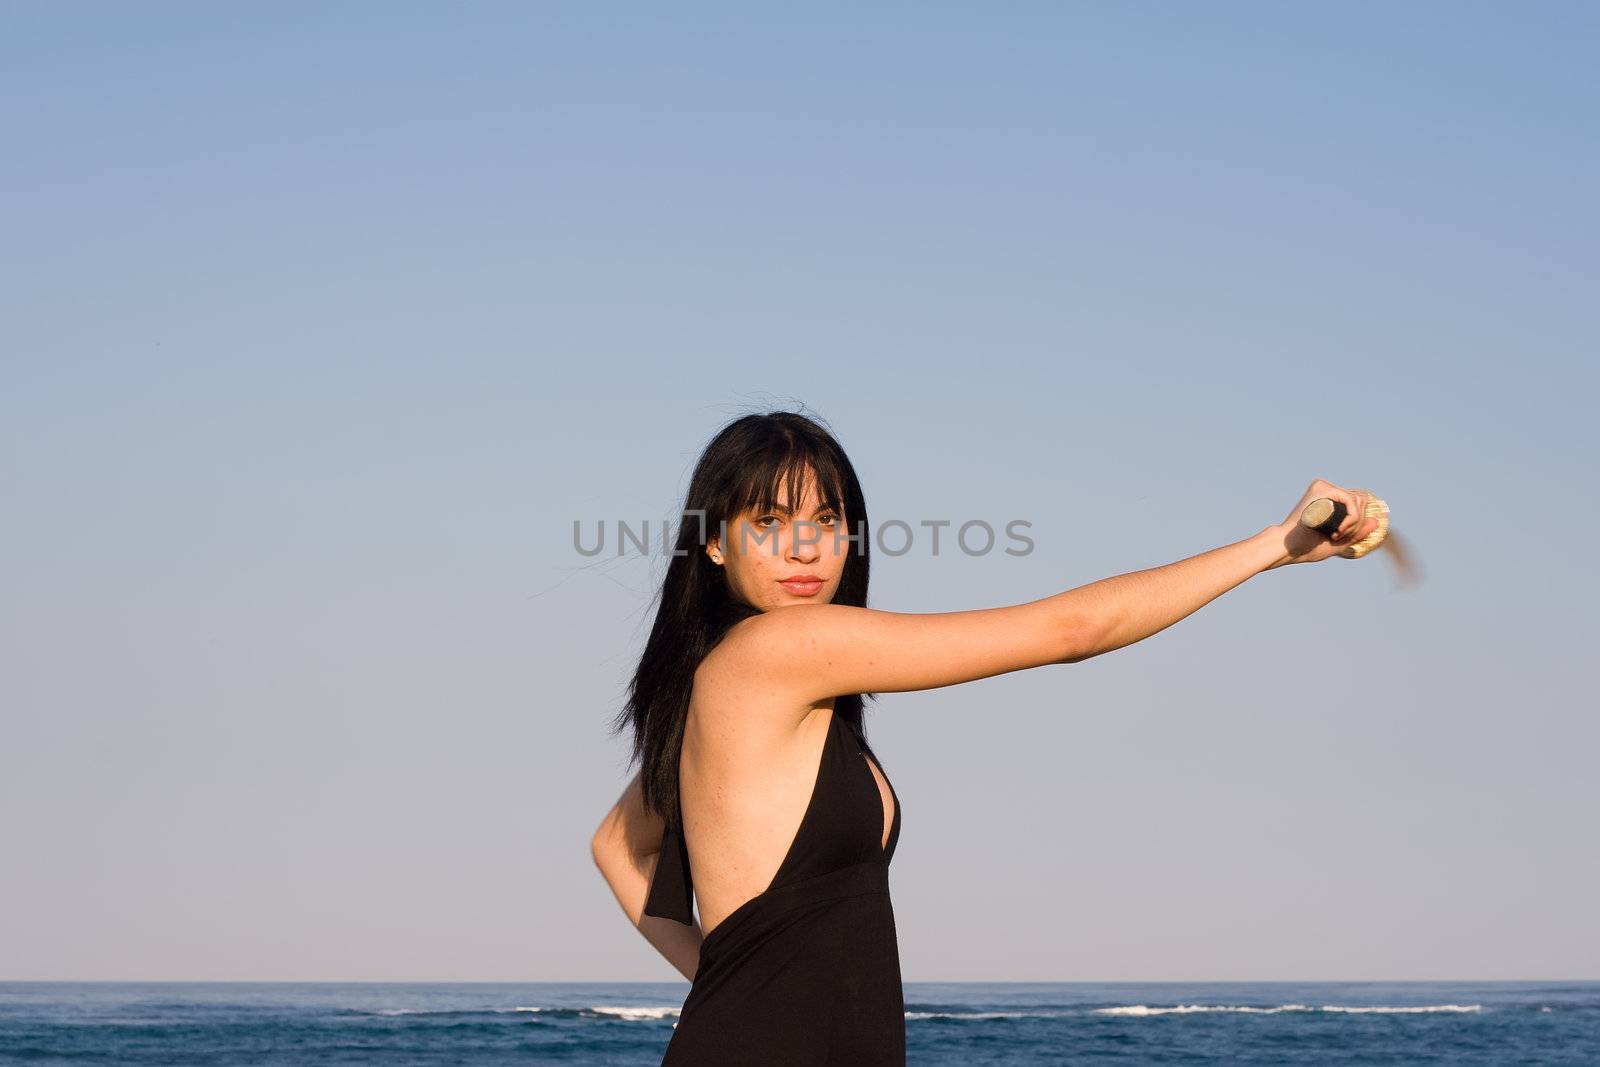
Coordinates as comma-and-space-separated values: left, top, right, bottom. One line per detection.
711, 481, 1379, 705
591, 772, 703, 981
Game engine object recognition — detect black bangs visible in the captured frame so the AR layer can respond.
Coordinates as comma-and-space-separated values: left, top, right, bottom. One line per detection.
738, 456, 846, 519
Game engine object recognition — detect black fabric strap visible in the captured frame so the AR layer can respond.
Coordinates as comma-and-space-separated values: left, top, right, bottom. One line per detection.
641, 817, 695, 926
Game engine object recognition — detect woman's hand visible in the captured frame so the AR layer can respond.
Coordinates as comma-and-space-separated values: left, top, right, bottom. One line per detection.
1263, 479, 1382, 570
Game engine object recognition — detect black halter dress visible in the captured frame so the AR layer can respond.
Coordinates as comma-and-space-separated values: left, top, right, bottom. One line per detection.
643, 707, 905, 1065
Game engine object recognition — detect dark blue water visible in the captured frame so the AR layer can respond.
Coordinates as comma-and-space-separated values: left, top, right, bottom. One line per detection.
1, 981, 1594, 1064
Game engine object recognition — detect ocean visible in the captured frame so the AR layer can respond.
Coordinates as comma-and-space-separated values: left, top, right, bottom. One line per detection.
1, 981, 1594, 1064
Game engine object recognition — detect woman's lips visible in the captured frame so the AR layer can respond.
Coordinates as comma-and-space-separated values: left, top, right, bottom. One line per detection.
778, 578, 824, 596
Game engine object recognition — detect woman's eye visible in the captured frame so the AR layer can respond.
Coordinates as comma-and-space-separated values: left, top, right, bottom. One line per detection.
753, 513, 837, 528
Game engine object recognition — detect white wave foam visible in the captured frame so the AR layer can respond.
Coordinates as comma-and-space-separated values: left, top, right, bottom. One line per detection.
904, 1010, 1042, 1020
589, 1005, 682, 1020
1096, 1003, 1481, 1017
1097, 1004, 1309, 1016
375, 1007, 548, 1016
369, 1005, 680, 1020
1320, 1004, 1481, 1014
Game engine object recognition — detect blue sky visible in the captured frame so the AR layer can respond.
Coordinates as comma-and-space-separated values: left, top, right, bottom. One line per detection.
2, 2, 1595, 981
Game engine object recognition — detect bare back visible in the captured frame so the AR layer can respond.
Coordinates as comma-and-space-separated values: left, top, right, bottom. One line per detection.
679, 635, 897, 939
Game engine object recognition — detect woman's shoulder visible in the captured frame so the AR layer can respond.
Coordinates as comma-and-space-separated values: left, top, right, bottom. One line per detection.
697, 611, 773, 682
703, 604, 829, 670
693, 617, 824, 736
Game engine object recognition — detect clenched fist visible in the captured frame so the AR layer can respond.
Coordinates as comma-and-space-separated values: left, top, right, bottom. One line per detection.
1264, 480, 1383, 569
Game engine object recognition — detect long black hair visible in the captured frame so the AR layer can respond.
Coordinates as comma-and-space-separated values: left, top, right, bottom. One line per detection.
610, 409, 877, 830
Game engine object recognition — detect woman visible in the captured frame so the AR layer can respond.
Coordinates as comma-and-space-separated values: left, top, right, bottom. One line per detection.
591, 410, 1378, 1065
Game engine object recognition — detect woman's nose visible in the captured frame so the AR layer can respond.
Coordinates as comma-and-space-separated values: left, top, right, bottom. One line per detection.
788, 526, 822, 560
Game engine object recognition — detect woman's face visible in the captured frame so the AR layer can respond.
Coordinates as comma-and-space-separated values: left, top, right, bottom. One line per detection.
709, 475, 849, 612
